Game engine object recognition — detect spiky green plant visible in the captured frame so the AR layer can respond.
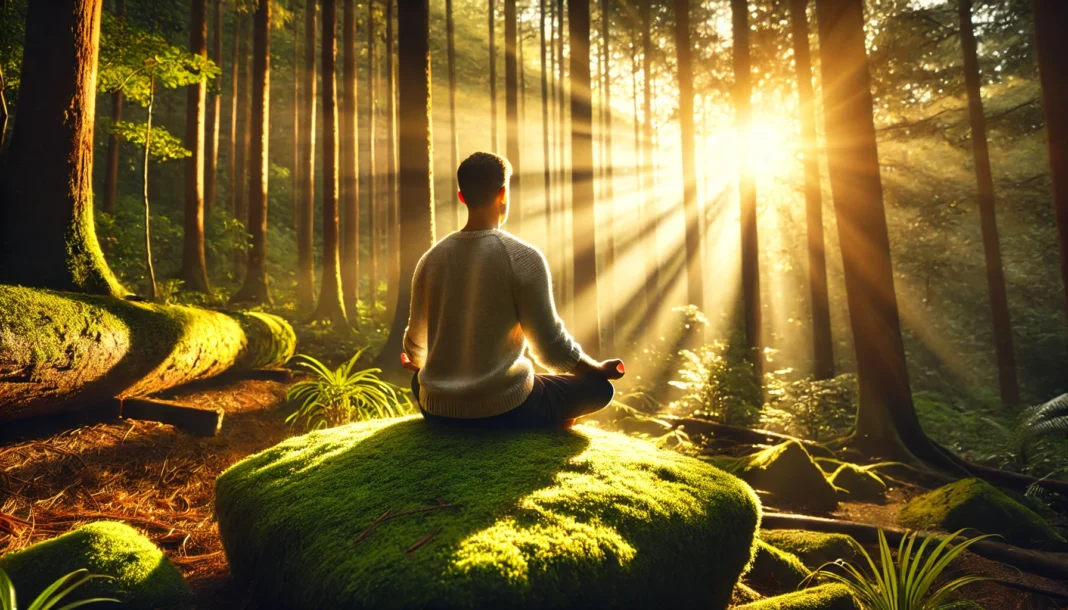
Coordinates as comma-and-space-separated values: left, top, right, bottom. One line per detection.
286, 349, 412, 431
804, 528, 993, 610
1023, 393, 1068, 439
0, 568, 116, 610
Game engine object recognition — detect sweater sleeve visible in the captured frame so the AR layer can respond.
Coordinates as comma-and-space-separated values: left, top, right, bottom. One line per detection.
508, 241, 583, 373
402, 254, 429, 368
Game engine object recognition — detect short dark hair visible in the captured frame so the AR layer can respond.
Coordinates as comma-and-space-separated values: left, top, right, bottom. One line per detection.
457, 152, 512, 208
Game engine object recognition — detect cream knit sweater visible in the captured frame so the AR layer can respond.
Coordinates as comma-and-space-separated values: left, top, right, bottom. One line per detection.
402, 229, 583, 417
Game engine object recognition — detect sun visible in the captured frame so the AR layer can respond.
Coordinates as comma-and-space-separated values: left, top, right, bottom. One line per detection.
745, 117, 793, 181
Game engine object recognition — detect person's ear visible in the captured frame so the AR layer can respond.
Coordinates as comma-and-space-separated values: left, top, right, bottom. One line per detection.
458, 191, 467, 206
497, 185, 507, 204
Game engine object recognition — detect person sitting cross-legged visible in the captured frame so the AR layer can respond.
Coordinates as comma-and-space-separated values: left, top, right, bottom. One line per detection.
401, 152, 624, 429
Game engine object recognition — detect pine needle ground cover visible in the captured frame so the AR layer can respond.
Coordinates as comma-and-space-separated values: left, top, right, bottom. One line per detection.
215, 417, 762, 609
0, 521, 191, 609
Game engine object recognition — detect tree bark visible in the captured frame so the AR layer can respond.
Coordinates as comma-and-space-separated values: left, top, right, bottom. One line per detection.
0, 285, 295, 423
377, 0, 434, 376
556, 0, 569, 313
569, 0, 600, 356
540, 0, 551, 250
489, 0, 498, 152
143, 78, 157, 301
674, 0, 702, 314
182, 0, 211, 293
600, 0, 615, 352
1032, 0, 1068, 326
958, 0, 1018, 406
231, 0, 271, 304
788, 0, 834, 381
296, 0, 317, 311
640, 0, 659, 322
341, 0, 361, 312
0, 0, 123, 296
367, 0, 379, 309
292, 0, 300, 229
102, 0, 125, 216
505, 0, 522, 237
205, 0, 223, 217
814, 0, 942, 464
229, 10, 242, 221
447, 0, 461, 233
385, 0, 400, 322
731, 0, 763, 379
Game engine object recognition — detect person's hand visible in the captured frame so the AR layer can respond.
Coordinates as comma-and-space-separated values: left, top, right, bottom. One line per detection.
400, 352, 420, 373
597, 359, 625, 380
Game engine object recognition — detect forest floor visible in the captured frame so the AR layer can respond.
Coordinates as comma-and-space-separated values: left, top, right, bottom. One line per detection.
0, 378, 1066, 609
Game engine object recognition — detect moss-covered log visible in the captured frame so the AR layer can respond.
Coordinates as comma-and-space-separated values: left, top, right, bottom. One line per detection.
0, 285, 295, 422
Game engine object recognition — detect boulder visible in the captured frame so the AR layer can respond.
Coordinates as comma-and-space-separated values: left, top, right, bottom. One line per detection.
828, 463, 887, 503
758, 530, 858, 569
897, 478, 1065, 549
745, 539, 811, 594
215, 417, 762, 609
736, 584, 858, 610
0, 521, 191, 609
714, 441, 839, 511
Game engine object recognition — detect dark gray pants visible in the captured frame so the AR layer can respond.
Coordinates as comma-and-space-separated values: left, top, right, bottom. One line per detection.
413, 373, 615, 429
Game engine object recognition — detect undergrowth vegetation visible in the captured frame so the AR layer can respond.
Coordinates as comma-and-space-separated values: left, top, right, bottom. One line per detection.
285, 349, 412, 431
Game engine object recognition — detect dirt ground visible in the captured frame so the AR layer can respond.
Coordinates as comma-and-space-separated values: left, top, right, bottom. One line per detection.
1, 378, 1066, 609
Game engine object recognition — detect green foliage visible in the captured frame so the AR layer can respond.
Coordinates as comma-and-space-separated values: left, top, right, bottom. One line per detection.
285, 349, 413, 431
714, 441, 840, 512
736, 584, 858, 610
759, 530, 859, 571
1022, 394, 1068, 439
214, 417, 762, 609
106, 120, 189, 161
668, 336, 762, 426
0, 568, 116, 610
763, 375, 858, 442
805, 529, 993, 610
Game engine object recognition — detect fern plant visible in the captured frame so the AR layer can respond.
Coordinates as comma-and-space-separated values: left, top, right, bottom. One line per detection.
1023, 393, 1068, 439
286, 349, 412, 431
804, 528, 992, 610
1, 568, 116, 610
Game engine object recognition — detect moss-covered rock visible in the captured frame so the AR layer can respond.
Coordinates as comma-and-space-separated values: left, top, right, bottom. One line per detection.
745, 539, 811, 594
733, 582, 764, 605
715, 441, 839, 511
0, 521, 191, 609
897, 478, 1065, 549
758, 530, 858, 569
736, 584, 858, 610
215, 417, 762, 609
0, 284, 295, 421
828, 463, 888, 503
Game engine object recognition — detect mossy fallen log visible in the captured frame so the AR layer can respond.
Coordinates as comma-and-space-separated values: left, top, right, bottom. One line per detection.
735, 584, 858, 610
0, 285, 295, 422
0, 521, 191, 609
215, 417, 762, 609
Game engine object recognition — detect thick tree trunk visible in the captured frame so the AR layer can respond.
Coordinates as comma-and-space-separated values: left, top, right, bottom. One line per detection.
315, 0, 348, 326
229, 11, 242, 221
489, 0, 498, 152
788, 0, 834, 380
367, 0, 379, 309
296, 0, 317, 311
505, 0, 522, 237
569, 0, 600, 356
0, 285, 295, 423
447, 0, 460, 233
1032, 0, 1068, 325
641, 0, 659, 322
205, 0, 223, 217
540, 0, 551, 250
0, 0, 123, 296
958, 0, 1018, 406
814, 0, 942, 464
292, 0, 300, 228
231, 0, 271, 304
377, 0, 434, 376
731, 0, 763, 379
385, 0, 400, 322
182, 0, 211, 293
341, 0, 361, 312
102, 0, 125, 217
674, 0, 702, 312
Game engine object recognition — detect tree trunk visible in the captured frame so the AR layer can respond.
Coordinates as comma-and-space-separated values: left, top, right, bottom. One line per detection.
731, 0, 762, 379
674, 0, 702, 313
540, 0, 551, 249
447, 0, 460, 233
367, 0, 379, 309
1032, 0, 1068, 325
205, 0, 223, 217
489, 0, 498, 152
341, 0, 361, 312
0, 285, 295, 423
377, 0, 434, 376
231, 0, 271, 304
958, 0, 1018, 405
292, 0, 300, 229
641, 0, 659, 321
814, 0, 941, 464
182, 0, 211, 293
0, 0, 123, 296
296, 0, 317, 311
600, 0, 615, 352
143, 78, 157, 301
556, 0, 569, 313
569, 0, 600, 356
505, 0, 522, 236
314, 0, 347, 326
101, 0, 125, 216
788, 0, 834, 381
385, 0, 400, 322
229, 10, 242, 221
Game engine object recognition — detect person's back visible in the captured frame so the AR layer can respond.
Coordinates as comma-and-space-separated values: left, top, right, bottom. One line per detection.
402, 152, 624, 428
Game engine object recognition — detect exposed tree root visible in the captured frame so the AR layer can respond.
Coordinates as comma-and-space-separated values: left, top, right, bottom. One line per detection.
664, 416, 837, 458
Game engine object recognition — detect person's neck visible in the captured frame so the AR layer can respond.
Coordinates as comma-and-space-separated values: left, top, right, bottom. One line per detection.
462, 211, 500, 232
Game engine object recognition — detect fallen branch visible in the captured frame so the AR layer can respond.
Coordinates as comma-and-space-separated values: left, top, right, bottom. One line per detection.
405, 529, 441, 558
352, 503, 457, 547
119, 397, 224, 437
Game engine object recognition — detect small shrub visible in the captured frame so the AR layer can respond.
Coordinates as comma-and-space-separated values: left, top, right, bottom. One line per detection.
668, 335, 762, 427
0, 567, 116, 610
762, 374, 857, 442
286, 349, 413, 431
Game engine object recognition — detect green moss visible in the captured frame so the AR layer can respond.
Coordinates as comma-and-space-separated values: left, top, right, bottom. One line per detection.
897, 478, 1065, 549
717, 441, 839, 511
736, 584, 858, 610
733, 582, 764, 605
758, 530, 858, 569
745, 539, 811, 594
0, 521, 191, 609
215, 417, 762, 609
828, 463, 887, 503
